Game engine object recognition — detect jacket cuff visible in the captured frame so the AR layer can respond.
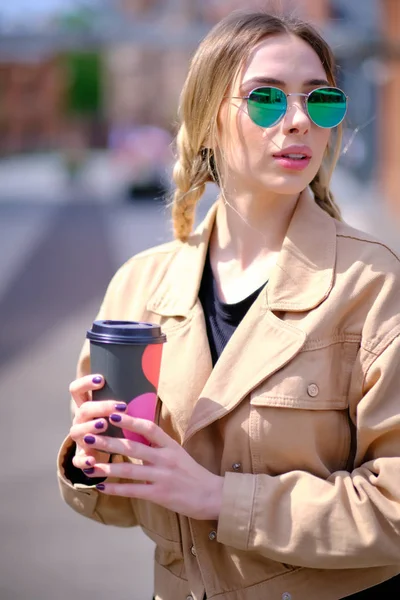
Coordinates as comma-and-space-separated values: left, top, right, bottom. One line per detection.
217, 472, 256, 549
57, 435, 100, 516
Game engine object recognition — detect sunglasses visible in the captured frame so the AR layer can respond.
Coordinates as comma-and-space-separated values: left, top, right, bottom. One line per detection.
230, 86, 348, 129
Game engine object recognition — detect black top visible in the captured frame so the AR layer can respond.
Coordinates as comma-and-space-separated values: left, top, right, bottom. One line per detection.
198, 249, 400, 600
198, 250, 266, 366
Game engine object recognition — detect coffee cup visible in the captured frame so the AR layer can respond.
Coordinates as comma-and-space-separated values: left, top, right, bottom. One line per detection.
86, 319, 166, 445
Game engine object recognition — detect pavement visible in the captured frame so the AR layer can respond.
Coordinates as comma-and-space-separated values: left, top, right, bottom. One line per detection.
1, 153, 399, 600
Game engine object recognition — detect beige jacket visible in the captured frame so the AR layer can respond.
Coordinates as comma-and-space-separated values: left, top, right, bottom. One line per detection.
58, 189, 400, 600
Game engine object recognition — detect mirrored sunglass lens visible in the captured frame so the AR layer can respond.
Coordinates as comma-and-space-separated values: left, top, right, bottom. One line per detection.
247, 87, 286, 127
307, 88, 347, 128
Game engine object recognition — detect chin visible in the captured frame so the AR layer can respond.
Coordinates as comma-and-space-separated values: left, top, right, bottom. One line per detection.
260, 175, 310, 196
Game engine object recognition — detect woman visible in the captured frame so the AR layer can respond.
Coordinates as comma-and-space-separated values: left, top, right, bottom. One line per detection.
58, 10, 400, 600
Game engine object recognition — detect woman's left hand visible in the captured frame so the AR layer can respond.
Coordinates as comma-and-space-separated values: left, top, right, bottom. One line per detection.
82, 413, 224, 521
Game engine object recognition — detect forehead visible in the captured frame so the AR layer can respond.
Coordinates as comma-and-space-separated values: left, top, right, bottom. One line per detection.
239, 33, 327, 88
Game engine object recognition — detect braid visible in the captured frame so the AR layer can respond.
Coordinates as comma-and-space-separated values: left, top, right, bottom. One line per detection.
171, 126, 214, 241
310, 168, 342, 221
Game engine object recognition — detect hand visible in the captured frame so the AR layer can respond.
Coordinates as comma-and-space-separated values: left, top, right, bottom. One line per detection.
69, 374, 128, 471
81, 414, 224, 521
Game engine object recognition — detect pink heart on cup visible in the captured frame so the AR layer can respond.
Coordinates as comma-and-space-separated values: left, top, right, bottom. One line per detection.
123, 392, 157, 445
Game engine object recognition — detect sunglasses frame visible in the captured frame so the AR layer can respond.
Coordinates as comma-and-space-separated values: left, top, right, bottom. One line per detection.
229, 85, 349, 129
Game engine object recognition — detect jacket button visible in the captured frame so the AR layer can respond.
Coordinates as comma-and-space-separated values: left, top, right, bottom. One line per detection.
190, 545, 197, 557
282, 594, 292, 600
307, 383, 319, 397
208, 530, 217, 541
232, 462, 242, 471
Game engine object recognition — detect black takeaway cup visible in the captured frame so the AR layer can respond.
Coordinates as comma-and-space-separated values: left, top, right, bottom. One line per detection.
86, 320, 167, 445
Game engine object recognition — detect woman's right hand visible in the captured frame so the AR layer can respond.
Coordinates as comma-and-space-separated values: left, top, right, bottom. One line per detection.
69, 374, 127, 470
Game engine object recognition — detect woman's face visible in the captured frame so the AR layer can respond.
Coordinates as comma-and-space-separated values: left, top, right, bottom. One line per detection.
217, 33, 332, 197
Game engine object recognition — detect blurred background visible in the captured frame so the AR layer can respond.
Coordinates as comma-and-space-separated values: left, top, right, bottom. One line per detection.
1, 1, 399, 599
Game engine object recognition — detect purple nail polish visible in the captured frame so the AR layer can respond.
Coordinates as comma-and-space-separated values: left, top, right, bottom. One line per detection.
95, 420, 104, 430
85, 459, 92, 466
115, 403, 127, 412
83, 467, 95, 475
92, 375, 102, 384
84, 435, 96, 444
110, 413, 122, 423
96, 484, 105, 491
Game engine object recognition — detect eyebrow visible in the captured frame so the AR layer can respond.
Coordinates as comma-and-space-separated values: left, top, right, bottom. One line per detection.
240, 76, 330, 90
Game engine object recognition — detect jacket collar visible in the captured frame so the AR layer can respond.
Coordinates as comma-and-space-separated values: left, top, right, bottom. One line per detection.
146, 204, 217, 317
266, 187, 336, 311
147, 187, 336, 317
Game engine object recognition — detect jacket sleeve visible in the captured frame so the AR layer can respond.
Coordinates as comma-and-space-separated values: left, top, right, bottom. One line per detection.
217, 333, 400, 569
57, 435, 139, 527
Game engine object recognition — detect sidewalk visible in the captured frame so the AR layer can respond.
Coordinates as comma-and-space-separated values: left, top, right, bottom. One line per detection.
0, 151, 138, 204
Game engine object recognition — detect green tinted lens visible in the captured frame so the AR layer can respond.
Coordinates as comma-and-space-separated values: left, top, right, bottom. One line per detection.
247, 87, 286, 127
307, 88, 347, 128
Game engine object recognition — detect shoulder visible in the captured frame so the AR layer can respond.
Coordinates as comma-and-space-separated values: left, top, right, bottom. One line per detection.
335, 219, 400, 273
112, 239, 183, 285
335, 220, 400, 353
98, 239, 184, 316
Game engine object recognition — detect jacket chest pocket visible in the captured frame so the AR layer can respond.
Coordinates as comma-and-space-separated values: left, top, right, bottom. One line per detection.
249, 341, 359, 477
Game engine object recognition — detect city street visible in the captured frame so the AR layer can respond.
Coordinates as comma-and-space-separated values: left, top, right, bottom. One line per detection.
1, 169, 399, 600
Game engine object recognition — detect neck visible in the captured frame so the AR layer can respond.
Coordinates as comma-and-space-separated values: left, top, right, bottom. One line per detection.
211, 189, 300, 266
208, 188, 302, 303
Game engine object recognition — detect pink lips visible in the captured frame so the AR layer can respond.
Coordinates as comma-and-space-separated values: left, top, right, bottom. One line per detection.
273, 145, 312, 171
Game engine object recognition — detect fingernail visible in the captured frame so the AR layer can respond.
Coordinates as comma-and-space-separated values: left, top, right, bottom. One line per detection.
85, 459, 92, 466
114, 403, 127, 412
92, 375, 102, 384
96, 484, 105, 491
83, 467, 95, 475
94, 420, 104, 430
84, 435, 96, 444
110, 413, 122, 423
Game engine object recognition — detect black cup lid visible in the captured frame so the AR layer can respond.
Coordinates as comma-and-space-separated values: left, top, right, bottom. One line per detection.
86, 320, 166, 345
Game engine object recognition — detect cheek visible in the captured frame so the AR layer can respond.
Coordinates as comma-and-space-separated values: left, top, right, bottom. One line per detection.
232, 109, 272, 158
218, 104, 264, 166
315, 129, 331, 160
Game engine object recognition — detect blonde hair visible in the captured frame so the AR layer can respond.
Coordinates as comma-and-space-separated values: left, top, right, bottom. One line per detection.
171, 10, 343, 241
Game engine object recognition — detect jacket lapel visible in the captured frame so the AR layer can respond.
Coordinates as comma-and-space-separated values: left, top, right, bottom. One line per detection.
148, 189, 337, 442
148, 206, 216, 442
182, 294, 306, 445
155, 302, 213, 443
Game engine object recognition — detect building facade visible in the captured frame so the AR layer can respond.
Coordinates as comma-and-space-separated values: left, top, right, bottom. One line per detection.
104, 0, 329, 132
0, 57, 65, 154
2, 0, 399, 214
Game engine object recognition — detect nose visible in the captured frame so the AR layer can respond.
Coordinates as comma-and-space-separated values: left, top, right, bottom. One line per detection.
282, 96, 310, 135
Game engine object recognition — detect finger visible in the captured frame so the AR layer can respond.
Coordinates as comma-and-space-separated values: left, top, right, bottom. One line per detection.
81, 432, 156, 463
85, 462, 155, 481
95, 482, 156, 500
70, 417, 108, 441
107, 414, 173, 449
69, 374, 105, 408
73, 447, 110, 470
73, 401, 127, 426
